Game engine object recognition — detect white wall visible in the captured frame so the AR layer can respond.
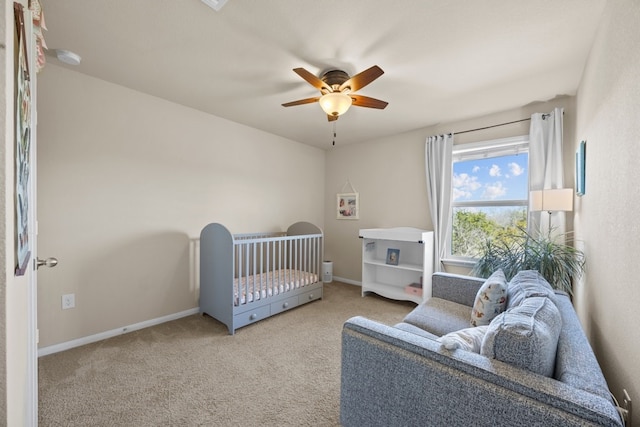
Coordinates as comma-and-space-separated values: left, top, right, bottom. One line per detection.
325, 96, 576, 282
36, 65, 325, 347
573, 0, 640, 424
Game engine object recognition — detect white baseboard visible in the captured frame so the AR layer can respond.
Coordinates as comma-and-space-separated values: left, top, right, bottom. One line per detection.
38, 307, 200, 357
332, 276, 361, 286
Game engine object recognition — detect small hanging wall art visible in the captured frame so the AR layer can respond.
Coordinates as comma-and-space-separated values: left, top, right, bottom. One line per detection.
337, 192, 359, 219
337, 179, 359, 219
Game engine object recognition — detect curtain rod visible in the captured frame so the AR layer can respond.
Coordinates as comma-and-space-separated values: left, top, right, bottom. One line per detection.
454, 112, 555, 135
454, 118, 531, 135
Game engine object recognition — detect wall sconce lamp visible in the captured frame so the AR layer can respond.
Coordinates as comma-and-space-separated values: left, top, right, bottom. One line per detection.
529, 188, 574, 230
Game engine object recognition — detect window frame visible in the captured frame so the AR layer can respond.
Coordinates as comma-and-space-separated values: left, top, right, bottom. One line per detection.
445, 135, 530, 265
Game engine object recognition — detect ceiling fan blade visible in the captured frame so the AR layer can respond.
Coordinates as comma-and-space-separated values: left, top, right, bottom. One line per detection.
293, 68, 331, 92
339, 65, 384, 92
351, 95, 388, 109
282, 97, 320, 107
327, 114, 339, 122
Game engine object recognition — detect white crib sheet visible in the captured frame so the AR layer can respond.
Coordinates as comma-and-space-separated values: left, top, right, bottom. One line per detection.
233, 269, 319, 306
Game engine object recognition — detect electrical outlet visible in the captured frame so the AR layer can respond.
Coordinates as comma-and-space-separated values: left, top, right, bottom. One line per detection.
622, 389, 632, 426
61, 293, 75, 310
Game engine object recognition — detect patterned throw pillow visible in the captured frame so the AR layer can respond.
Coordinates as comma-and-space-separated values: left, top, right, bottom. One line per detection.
470, 269, 508, 327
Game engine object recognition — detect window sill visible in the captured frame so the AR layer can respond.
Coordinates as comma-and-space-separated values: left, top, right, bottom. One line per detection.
441, 258, 477, 269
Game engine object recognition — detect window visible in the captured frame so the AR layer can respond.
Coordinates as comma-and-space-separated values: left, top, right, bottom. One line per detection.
448, 135, 529, 261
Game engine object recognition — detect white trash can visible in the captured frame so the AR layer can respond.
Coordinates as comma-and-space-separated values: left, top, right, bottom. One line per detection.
322, 261, 333, 283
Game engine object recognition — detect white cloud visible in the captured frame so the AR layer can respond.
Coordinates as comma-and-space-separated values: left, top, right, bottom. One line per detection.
508, 162, 525, 177
482, 182, 507, 199
489, 164, 501, 177
452, 173, 481, 190
452, 173, 481, 200
452, 188, 471, 200
472, 165, 480, 173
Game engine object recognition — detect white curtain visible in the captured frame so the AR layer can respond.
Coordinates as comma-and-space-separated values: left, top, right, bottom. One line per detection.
528, 107, 565, 235
425, 134, 454, 272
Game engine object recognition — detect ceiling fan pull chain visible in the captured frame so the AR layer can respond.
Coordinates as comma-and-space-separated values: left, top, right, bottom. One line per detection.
332, 121, 337, 146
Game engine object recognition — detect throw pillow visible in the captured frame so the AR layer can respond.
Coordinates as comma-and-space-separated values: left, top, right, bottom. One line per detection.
470, 269, 508, 327
480, 296, 562, 377
439, 325, 489, 353
507, 270, 557, 309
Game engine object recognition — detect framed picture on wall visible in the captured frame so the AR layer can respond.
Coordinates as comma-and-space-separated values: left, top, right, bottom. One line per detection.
576, 141, 586, 196
337, 192, 359, 219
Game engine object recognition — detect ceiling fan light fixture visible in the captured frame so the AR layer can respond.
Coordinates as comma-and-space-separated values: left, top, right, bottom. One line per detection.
319, 92, 352, 117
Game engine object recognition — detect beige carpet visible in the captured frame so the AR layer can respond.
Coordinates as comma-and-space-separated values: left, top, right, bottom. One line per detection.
38, 281, 415, 426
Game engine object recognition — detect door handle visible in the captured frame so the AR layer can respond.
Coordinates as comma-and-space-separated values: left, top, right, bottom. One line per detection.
35, 257, 58, 269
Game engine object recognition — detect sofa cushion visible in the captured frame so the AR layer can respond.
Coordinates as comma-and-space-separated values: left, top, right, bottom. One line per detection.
470, 269, 508, 326
403, 298, 471, 336
481, 296, 562, 377
393, 322, 440, 340
439, 325, 489, 352
507, 270, 557, 309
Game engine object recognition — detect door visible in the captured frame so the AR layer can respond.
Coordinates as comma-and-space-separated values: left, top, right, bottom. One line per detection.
22, 5, 57, 424
25, 7, 38, 424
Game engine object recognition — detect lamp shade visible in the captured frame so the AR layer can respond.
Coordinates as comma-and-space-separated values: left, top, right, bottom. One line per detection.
319, 92, 352, 116
529, 188, 573, 212
529, 190, 544, 212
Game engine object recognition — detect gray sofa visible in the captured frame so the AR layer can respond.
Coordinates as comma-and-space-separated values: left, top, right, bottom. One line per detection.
340, 271, 623, 426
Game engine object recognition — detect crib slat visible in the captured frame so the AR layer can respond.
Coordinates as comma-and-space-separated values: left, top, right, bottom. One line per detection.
307, 237, 311, 282
293, 238, 297, 286
316, 237, 320, 277
252, 242, 256, 300
265, 240, 269, 295
260, 241, 264, 290
271, 240, 275, 293
237, 244, 243, 305
245, 243, 250, 304
302, 236, 306, 284
311, 237, 316, 277
318, 236, 322, 276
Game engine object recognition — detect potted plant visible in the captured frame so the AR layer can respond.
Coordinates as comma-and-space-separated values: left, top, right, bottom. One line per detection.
471, 228, 585, 295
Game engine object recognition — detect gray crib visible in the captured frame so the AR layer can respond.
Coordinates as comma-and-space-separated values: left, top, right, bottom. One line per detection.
199, 221, 324, 334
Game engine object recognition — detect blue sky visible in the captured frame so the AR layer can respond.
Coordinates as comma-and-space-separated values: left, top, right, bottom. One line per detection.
452, 154, 528, 201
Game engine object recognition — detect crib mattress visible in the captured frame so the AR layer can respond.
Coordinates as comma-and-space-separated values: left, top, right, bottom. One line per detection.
234, 269, 319, 306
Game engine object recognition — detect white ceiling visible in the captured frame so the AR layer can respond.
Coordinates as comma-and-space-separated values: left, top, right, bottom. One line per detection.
41, 0, 606, 149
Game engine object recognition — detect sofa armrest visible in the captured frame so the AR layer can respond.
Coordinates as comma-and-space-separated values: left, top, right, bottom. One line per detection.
432, 272, 485, 306
340, 316, 623, 427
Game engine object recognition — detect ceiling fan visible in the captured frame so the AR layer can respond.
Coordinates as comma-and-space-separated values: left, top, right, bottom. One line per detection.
282, 65, 388, 122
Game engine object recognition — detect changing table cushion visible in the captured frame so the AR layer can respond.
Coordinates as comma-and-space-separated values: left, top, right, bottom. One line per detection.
481, 296, 562, 377
403, 297, 471, 336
